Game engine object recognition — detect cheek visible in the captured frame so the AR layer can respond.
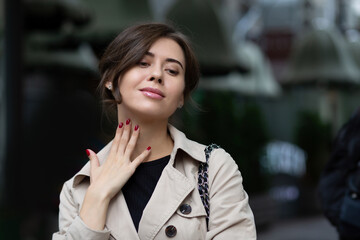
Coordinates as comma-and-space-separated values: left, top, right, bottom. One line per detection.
176, 76, 185, 93
117, 71, 138, 94
168, 80, 185, 103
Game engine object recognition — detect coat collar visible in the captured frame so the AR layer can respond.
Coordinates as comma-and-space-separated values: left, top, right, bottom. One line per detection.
72, 124, 206, 188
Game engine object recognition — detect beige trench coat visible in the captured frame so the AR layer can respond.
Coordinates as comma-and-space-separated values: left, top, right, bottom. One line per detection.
52, 125, 256, 240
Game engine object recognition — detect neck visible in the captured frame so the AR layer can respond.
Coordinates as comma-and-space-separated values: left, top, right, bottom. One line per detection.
117, 114, 173, 162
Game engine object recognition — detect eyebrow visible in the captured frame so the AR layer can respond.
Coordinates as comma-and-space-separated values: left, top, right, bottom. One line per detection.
145, 51, 184, 70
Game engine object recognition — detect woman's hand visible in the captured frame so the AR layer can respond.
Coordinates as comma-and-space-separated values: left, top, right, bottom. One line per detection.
87, 119, 150, 200
80, 119, 151, 230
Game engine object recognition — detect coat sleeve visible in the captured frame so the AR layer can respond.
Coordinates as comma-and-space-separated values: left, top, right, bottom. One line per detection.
206, 149, 257, 240
52, 181, 111, 240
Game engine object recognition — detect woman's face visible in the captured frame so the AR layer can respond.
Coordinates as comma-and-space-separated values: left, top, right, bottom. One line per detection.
115, 37, 185, 121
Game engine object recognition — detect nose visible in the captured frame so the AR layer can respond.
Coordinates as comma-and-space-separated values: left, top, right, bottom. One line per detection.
149, 64, 163, 84
149, 76, 162, 84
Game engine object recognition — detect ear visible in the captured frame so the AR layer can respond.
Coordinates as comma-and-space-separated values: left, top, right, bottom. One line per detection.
105, 81, 113, 90
178, 95, 184, 108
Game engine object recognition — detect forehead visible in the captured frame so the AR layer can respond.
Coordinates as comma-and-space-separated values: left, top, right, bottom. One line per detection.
148, 38, 185, 64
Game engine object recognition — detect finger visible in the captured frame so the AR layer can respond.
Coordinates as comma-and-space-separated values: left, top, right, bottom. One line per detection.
109, 122, 124, 157
131, 146, 151, 168
118, 118, 132, 154
86, 149, 100, 181
123, 124, 140, 159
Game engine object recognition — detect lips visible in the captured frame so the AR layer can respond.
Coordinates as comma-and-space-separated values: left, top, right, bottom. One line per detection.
140, 87, 165, 99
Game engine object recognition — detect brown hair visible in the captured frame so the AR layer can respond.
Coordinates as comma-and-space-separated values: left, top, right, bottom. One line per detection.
98, 23, 200, 117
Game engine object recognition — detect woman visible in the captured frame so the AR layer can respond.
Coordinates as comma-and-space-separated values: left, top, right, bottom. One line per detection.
53, 23, 256, 240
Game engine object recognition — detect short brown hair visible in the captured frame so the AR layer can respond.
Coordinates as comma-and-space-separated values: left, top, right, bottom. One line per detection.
98, 23, 200, 116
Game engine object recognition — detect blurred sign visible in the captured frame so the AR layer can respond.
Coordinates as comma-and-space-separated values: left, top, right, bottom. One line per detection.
261, 141, 307, 177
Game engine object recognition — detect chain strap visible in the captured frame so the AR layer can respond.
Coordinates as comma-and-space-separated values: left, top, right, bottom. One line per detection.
198, 143, 220, 231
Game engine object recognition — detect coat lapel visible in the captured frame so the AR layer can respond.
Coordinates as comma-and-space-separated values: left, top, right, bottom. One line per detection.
105, 191, 140, 240
137, 163, 195, 240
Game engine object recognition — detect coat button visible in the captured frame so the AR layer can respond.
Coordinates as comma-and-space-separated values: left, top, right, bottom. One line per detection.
179, 203, 192, 214
165, 225, 177, 237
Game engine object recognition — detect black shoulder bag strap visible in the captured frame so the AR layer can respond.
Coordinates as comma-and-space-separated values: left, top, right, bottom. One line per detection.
198, 143, 220, 231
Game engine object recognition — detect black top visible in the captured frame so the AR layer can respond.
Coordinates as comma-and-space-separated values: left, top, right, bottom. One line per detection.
122, 155, 170, 231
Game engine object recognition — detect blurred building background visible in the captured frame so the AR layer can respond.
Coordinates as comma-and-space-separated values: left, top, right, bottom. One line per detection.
1, 0, 360, 239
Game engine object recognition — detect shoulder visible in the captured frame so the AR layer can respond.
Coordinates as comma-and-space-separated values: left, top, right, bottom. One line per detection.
58, 176, 77, 205
206, 147, 244, 193
59, 171, 90, 210
61, 175, 79, 196
208, 147, 239, 172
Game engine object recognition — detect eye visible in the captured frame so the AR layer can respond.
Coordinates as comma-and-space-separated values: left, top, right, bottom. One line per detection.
166, 69, 179, 76
139, 61, 149, 67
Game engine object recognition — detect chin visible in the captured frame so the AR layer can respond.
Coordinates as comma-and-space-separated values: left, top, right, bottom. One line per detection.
120, 102, 177, 120
136, 108, 176, 121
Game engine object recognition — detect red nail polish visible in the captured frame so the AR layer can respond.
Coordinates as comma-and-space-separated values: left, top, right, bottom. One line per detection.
134, 125, 139, 131
119, 122, 123, 128
147, 146, 151, 151
86, 149, 90, 156
126, 119, 131, 125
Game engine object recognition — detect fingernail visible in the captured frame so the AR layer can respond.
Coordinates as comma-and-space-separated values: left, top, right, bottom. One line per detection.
147, 146, 151, 151
119, 122, 123, 128
134, 125, 139, 131
86, 149, 90, 156
126, 119, 131, 125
